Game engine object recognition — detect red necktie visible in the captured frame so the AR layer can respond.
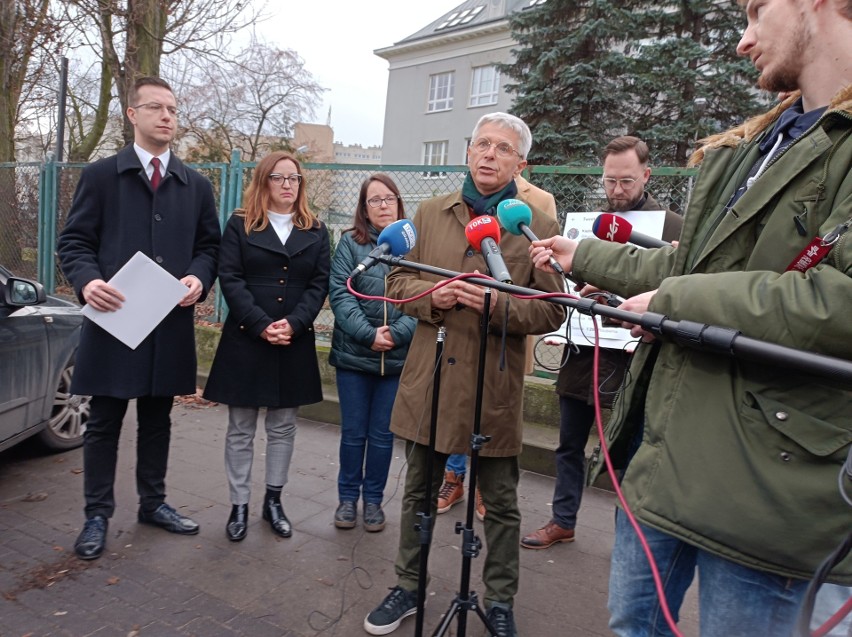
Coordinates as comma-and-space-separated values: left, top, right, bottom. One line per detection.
150, 157, 161, 190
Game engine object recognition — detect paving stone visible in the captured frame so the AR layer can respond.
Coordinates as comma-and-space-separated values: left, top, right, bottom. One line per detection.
0, 408, 700, 637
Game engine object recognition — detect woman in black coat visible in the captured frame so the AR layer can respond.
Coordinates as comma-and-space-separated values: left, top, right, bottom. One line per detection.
204, 151, 330, 541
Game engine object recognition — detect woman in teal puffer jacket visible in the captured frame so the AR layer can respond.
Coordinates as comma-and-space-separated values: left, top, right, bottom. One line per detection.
328, 174, 416, 532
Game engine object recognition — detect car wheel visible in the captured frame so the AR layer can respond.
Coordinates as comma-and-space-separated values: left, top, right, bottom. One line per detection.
38, 357, 90, 451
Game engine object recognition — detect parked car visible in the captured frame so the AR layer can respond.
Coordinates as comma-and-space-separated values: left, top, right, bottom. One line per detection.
0, 265, 89, 452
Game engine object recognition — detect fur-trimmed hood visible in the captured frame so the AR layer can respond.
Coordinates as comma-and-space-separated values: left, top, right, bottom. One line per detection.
688, 85, 852, 166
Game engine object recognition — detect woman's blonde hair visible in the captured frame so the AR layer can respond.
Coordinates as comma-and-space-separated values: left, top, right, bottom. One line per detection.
237, 151, 319, 234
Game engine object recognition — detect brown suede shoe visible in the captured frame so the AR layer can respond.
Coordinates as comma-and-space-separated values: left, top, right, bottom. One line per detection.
520, 521, 575, 549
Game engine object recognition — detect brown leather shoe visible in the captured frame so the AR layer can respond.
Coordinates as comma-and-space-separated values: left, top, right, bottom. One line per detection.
520, 521, 575, 549
437, 470, 465, 514
475, 487, 486, 521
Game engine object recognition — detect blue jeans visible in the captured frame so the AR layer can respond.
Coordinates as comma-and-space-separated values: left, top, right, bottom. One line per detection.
446, 453, 467, 476
336, 369, 398, 504
552, 395, 595, 529
609, 509, 808, 637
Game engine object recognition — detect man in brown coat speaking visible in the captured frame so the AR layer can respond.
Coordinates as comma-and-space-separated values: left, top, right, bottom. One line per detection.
363, 112, 565, 637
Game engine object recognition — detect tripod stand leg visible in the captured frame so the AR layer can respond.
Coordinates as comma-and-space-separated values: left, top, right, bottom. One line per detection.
414, 328, 446, 637
432, 292, 501, 637
431, 591, 497, 637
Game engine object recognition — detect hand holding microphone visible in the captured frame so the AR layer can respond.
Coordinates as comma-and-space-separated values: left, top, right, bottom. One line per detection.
530, 236, 579, 274
350, 218, 417, 278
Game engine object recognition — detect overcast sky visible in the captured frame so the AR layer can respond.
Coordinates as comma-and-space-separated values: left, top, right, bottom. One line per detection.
254, 0, 464, 148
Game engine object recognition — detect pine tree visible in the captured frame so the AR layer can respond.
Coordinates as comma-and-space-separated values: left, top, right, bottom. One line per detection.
502, 0, 770, 166
502, 0, 643, 165
627, 1, 768, 165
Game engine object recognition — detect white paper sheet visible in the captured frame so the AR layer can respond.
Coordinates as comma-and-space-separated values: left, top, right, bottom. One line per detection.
81, 252, 189, 350
553, 210, 667, 350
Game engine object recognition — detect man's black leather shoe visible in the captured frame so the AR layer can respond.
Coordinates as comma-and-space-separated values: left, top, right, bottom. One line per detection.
262, 498, 292, 538
138, 503, 200, 535
74, 515, 108, 560
226, 504, 248, 541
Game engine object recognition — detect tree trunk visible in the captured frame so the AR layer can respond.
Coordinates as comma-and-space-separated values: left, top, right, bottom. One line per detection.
122, 0, 167, 144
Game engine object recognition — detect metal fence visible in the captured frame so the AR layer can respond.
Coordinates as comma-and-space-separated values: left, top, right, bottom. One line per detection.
0, 155, 697, 349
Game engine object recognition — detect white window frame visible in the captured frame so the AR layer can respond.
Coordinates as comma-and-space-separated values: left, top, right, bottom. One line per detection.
428, 72, 455, 112
469, 66, 500, 107
422, 140, 449, 178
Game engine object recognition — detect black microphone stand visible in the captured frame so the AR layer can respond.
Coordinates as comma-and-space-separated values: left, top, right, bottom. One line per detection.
376, 254, 852, 383
431, 288, 496, 637
414, 327, 446, 637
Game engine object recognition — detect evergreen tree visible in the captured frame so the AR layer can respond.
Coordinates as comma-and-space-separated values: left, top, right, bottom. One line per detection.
502, 0, 643, 165
503, 0, 770, 166
628, 1, 768, 164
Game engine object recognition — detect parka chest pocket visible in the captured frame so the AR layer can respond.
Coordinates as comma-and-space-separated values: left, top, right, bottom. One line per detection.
745, 391, 852, 462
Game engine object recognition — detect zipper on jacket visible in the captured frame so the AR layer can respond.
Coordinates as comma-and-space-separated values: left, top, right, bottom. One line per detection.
380, 277, 388, 376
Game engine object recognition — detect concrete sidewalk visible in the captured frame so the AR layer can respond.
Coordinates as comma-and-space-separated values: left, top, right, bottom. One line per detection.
0, 400, 698, 636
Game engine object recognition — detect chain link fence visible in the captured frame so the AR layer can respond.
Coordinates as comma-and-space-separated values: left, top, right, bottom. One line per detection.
1, 159, 696, 357
0, 162, 45, 282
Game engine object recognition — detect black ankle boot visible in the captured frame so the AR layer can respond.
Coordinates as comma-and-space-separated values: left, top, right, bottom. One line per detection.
226, 504, 248, 542
262, 496, 292, 538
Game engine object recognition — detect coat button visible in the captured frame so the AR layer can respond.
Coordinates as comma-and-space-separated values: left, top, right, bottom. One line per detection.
282, 266, 288, 271
279, 279, 285, 284
447, 357, 456, 365
154, 213, 162, 221
780, 452, 792, 461
240, 325, 245, 330
277, 297, 283, 302
465, 248, 474, 258
775, 411, 789, 421
155, 256, 163, 263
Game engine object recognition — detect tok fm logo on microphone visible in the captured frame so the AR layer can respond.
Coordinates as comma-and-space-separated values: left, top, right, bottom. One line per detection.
607, 218, 620, 242
469, 216, 495, 230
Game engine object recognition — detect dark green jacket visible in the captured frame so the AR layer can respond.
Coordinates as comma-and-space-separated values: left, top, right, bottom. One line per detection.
328, 230, 416, 375
580, 87, 852, 583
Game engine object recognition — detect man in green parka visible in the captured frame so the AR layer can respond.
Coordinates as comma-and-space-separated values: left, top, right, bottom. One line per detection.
531, 0, 852, 635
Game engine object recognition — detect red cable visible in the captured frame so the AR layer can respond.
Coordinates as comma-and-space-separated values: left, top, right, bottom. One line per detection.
813, 594, 852, 637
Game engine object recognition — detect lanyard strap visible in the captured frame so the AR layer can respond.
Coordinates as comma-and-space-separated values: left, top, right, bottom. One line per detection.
786, 218, 851, 272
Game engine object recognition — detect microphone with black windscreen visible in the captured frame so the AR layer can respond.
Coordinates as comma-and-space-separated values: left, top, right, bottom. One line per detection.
592, 213, 669, 249
496, 198, 566, 276
464, 215, 512, 284
349, 218, 417, 278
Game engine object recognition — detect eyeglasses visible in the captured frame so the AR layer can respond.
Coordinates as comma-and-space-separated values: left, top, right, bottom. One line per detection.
603, 177, 638, 189
132, 102, 179, 116
470, 137, 522, 159
367, 195, 399, 208
268, 173, 302, 186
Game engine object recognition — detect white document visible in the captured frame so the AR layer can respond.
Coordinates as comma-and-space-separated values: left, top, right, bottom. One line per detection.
81, 251, 188, 350
554, 210, 667, 350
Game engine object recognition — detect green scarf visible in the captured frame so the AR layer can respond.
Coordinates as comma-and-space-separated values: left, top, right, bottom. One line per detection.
461, 173, 518, 216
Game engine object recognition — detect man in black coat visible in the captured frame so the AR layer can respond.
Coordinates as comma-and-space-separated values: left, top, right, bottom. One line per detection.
57, 76, 221, 561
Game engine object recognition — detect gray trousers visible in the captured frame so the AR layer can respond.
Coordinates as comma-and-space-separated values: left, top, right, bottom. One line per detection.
225, 406, 298, 505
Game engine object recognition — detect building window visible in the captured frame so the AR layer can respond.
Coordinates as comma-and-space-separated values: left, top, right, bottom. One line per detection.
428, 72, 455, 112
469, 66, 500, 107
422, 140, 449, 177
436, 6, 485, 30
